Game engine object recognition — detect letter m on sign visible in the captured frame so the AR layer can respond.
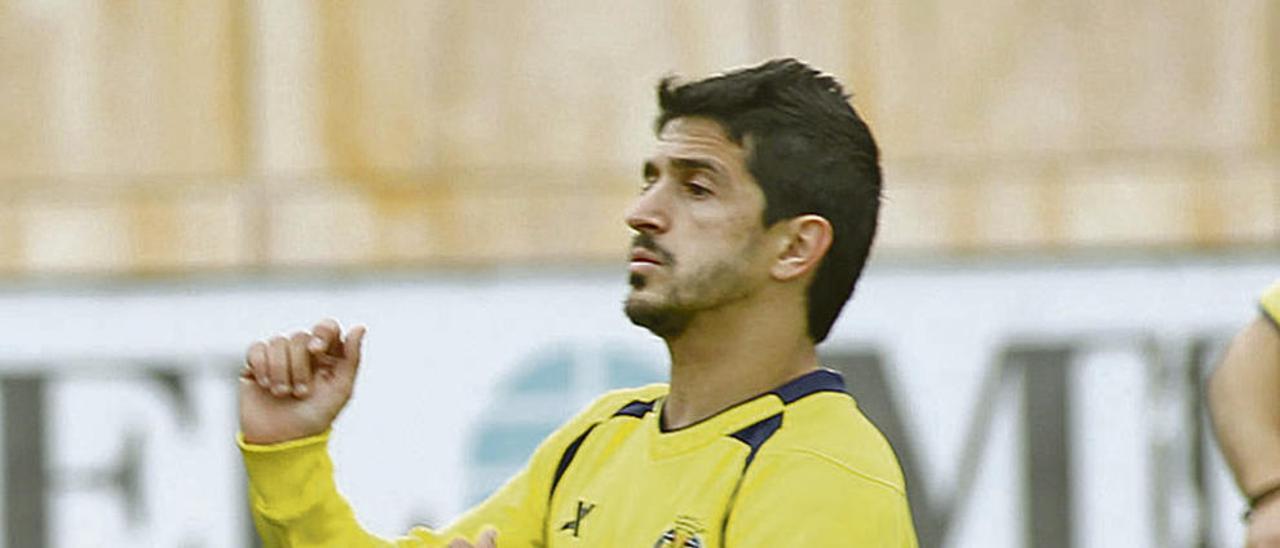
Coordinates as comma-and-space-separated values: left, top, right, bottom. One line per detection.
822, 344, 1076, 548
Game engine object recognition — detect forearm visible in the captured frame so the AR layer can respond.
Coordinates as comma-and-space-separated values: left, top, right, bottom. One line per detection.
239, 429, 545, 548
240, 431, 406, 548
1209, 314, 1280, 497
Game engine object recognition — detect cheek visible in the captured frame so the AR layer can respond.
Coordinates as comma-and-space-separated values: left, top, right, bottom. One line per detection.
686, 202, 758, 240
673, 197, 765, 262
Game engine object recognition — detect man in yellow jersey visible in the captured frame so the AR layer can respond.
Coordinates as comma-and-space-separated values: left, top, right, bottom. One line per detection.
239, 58, 918, 547
1210, 281, 1280, 548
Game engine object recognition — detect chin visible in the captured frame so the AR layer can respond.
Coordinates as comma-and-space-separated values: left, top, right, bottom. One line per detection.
623, 295, 689, 339
623, 292, 657, 322
624, 290, 655, 313
626, 273, 659, 299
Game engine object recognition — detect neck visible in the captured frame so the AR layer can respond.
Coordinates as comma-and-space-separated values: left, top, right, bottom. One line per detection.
660, 293, 818, 430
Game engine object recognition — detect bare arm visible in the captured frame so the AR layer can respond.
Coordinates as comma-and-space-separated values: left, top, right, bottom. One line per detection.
1209, 301, 1280, 547
1209, 314, 1280, 497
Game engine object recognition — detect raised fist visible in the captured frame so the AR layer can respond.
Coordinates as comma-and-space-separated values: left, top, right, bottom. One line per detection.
239, 319, 366, 445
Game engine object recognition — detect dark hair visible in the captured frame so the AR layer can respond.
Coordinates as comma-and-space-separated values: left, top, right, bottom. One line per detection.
655, 58, 881, 343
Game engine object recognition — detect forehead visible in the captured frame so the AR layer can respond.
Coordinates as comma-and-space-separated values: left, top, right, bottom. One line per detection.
651, 117, 748, 167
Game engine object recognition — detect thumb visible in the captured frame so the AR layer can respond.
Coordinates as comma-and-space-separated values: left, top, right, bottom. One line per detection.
337, 325, 367, 378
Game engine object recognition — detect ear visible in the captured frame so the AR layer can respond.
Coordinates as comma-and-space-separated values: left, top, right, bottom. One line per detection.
769, 215, 833, 282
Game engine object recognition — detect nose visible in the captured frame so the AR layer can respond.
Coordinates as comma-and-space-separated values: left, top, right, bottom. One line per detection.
624, 184, 669, 235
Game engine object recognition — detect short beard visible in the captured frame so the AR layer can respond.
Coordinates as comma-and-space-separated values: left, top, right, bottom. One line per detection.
623, 252, 754, 340
625, 232, 692, 338
624, 292, 693, 339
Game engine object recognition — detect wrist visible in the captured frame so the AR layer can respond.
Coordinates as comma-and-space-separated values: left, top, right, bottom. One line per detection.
238, 406, 334, 445
241, 427, 326, 446
238, 429, 331, 451
240, 418, 330, 446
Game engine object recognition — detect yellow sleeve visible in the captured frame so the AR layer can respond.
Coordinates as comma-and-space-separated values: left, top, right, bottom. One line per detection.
724, 450, 918, 547
1262, 281, 1280, 326
240, 387, 661, 547
240, 430, 415, 547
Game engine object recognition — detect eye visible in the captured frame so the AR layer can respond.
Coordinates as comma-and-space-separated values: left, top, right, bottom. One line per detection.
683, 180, 712, 198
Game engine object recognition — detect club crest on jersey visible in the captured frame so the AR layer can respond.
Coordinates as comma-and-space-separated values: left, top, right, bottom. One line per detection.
653, 515, 705, 548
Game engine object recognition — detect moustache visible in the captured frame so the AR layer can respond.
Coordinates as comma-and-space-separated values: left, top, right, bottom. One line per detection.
631, 233, 676, 266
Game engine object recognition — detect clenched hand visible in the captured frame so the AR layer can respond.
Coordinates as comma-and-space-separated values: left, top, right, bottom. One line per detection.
239, 318, 367, 445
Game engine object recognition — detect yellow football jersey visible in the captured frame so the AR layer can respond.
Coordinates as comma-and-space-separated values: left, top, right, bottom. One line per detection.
1263, 280, 1280, 325
241, 369, 918, 547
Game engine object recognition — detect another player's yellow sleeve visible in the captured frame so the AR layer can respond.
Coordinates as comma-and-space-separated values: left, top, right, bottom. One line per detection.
1261, 280, 1280, 325
239, 387, 653, 547
724, 449, 918, 547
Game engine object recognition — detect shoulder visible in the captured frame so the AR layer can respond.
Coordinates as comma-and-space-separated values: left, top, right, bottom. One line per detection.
729, 399, 917, 545
757, 392, 907, 497
565, 383, 670, 429
526, 383, 669, 471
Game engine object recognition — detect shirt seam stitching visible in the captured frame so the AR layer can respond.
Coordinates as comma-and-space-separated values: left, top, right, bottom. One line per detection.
763, 447, 907, 497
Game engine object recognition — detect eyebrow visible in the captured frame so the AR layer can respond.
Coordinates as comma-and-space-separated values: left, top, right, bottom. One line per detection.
641, 156, 728, 181
643, 160, 659, 179
669, 157, 724, 175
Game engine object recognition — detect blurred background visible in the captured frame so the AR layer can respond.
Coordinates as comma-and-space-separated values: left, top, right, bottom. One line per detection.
0, 1, 1276, 546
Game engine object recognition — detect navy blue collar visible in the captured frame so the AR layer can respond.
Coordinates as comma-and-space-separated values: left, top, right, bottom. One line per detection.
770, 368, 847, 404
653, 368, 848, 434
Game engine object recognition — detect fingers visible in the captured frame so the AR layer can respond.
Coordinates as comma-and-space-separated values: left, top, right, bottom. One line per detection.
245, 341, 269, 388
267, 335, 291, 396
244, 319, 363, 397
310, 318, 341, 355
476, 528, 498, 548
288, 331, 312, 397
445, 529, 497, 548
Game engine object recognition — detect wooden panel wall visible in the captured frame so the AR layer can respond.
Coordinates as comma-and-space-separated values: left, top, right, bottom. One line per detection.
0, 0, 1275, 275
